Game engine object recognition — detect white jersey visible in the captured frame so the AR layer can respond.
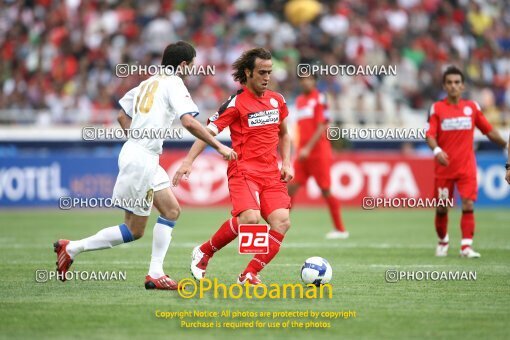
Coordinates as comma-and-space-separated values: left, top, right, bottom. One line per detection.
118, 74, 199, 154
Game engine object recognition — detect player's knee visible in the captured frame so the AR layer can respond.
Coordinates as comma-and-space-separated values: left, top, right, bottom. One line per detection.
162, 205, 181, 221
462, 200, 474, 211
436, 207, 448, 215
238, 210, 261, 224
273, 218, 291, 234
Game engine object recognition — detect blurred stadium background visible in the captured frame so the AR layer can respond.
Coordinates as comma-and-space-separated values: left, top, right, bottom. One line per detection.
1, 0, 509, 208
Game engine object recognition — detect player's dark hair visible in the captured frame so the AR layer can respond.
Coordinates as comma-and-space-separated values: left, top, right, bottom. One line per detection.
161, 41, 196, 69
232, 48, 272, 84
442, 66, 464, 84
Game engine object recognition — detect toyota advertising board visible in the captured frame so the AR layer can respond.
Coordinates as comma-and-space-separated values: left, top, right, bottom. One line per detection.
1, 151, 508, 207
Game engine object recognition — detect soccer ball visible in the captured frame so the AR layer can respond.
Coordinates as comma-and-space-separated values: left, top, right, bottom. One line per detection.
301, 257, 333, 286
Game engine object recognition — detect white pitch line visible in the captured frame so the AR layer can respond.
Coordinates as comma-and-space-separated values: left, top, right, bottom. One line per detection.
3, 242, 510, 250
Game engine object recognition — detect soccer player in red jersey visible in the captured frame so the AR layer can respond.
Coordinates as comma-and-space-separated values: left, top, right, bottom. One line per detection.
426, 66, 507, 258
173, 48, 293, 285
287, 74, 348, 239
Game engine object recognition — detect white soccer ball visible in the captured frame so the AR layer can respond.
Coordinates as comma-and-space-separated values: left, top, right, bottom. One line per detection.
301, 257, 332, 286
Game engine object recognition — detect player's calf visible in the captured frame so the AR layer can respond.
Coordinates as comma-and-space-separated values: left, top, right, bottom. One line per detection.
434, 208, 449, 256
268, 210, 291, 235
124, 213, 150, 240
191, 217, 241, 279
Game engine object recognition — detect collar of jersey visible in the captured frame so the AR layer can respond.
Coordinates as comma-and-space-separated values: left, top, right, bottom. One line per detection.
242, 85, 266, 99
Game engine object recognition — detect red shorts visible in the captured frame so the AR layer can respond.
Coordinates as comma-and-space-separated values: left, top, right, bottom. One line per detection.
228, 172, 291, 220
434, 176, 477, 201
293, 157, 331, 190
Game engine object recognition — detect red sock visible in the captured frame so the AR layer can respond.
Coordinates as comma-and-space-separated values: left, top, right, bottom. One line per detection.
243, 230, 284, 275
325, 195, 345, 231
461, 210, 475, 250
435, 212, 448, 243
200, 217, 239, 256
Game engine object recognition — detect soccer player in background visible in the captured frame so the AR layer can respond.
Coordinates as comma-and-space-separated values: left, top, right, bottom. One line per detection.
54, 41, 236, 289
287, 74, 348, 239
173, 48, 293, 285
426, 66, 507, 258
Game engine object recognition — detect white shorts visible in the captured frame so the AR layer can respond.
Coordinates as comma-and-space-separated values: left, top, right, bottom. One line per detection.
153, 165, 171, 192
112, 140, 168, 216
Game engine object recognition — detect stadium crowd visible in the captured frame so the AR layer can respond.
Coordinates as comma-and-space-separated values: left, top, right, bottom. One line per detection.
1, 0, 510, 126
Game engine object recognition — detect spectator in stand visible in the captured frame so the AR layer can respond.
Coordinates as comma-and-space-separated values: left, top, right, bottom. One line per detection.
0, 0, 509, 127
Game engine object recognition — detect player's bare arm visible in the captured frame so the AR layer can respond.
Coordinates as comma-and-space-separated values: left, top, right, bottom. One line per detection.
298, 121, 327, 160
279, 118, 293, 182
426, 136, 449, 166
117, 110, 132, 135
172, 130, 212, 186
180, 114, 236, 161
485, 129, 507, 148
482, 124, 508, 184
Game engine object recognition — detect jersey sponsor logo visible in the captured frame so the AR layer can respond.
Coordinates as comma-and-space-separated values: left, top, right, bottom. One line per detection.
247, 109, 280, 127
441, 117, 472, 131
463, 106, 473, 116
270, 98, 278, 108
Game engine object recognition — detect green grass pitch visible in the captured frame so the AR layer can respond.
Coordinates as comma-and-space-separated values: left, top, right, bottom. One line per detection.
0, 207, 509, 339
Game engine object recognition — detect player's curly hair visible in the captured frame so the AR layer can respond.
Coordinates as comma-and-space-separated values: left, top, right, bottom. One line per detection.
442, 66, 464, 84
232, 48, 272, 84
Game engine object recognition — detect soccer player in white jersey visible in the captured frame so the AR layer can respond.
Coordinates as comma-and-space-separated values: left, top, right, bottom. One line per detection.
54, 41, 237, 290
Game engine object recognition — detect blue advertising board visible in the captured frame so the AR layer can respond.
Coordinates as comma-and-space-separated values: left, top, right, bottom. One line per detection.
0, 154, 118, 207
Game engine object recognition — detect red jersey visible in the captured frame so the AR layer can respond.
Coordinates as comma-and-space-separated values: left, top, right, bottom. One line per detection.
295, 89, 331, 158
426, 98, 493, 179
207, 86, 289, 178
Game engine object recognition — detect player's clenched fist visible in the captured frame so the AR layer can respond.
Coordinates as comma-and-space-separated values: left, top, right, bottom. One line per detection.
280, 163, 294, 182
435, 151, 449, 166
218, 145, 238, 161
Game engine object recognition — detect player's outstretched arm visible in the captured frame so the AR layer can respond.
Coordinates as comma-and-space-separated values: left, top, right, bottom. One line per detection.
278, 118, 293, 182
485, 130, 509, 184
485, 129, 508, 148
426, 136, 449, 166
172, 138, 208, 186
180, 114, 237, 161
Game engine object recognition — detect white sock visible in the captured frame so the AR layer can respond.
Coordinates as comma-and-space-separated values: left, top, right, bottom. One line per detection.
67, 224, 134, 258
461, 238, 473, 248
148, 216, 175, 278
